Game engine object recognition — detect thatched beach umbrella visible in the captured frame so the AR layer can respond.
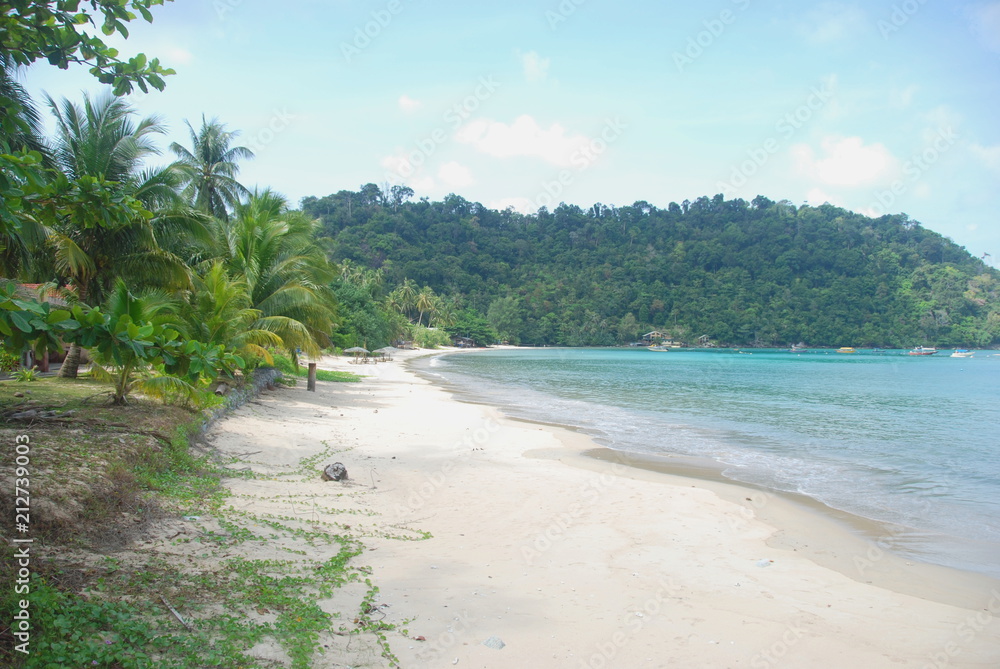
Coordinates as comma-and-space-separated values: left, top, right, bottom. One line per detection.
373, 346, 399, 361
344, 346, 369, 362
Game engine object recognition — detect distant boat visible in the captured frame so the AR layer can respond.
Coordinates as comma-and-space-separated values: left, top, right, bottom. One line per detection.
950, 349, 974, 358
647, 345, 671, 352
790, 343, 808, 353
836, 347, 856, 354
908, 346, 938, 356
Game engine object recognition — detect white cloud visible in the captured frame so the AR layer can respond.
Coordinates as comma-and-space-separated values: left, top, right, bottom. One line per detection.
966, 2, 1000, 52
805, 188, 841, 206
438, 161, 475, 188
518, 50, 551, 83
796, 3, 867, 44
889, 85, 918, 109
455, 114, 591, 167
165, 46, 195, 66
380, 153, 435, 191
380, 153, 411, 177
971, 143, 1000, 171
410, 175, 435, 192
791, 136, 898, 187
398, 94, 422, 113
487, 196, 536, 214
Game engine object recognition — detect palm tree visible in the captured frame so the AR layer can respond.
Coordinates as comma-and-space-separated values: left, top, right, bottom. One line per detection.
432, 297, 458, 328
0, 56, 46, 155
43, 92, 191, 377
170, 116, 253, 221
90, 279, 197, 405
1, 57, 51, 276
393, 278, 418, 321
415, 286, 435, 327
184, 261, 283, 366
218, 189, 336, 359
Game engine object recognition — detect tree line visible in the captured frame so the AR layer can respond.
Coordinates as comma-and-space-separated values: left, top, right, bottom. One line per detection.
303, 190, 1000, 348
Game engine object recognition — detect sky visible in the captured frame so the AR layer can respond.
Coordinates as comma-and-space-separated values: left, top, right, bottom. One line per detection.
20, 0, 1000, 264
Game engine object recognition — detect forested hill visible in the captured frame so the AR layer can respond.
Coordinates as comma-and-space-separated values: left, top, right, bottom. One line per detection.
302, 188, 1000, 348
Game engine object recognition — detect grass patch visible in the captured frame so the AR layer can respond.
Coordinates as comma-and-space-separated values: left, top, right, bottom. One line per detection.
268, 354, 361, 384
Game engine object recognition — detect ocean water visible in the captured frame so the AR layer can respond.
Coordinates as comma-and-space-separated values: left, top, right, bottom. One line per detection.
416, 347, 1000, 578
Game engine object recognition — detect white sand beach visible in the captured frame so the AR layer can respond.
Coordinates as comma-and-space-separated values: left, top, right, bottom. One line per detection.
204, 348, 1000, 668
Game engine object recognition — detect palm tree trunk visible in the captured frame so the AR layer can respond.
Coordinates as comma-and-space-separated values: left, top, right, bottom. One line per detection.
58, 343, 83, 379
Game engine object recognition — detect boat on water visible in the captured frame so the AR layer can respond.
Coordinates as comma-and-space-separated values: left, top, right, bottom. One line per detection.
950, 349, 974, 358
647, 345, 671, 352
789, 343, 808, 353
836, 347, 856, 354
908, 346, 938, 356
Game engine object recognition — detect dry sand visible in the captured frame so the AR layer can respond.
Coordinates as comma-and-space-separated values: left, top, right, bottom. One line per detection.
205, 348, 1000, 668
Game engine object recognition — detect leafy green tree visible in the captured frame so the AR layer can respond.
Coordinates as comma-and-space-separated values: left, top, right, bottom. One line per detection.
0, 0, 176, 97
41, 92, 190, 377
170, 116, 253, 221
445, 309, 497, 347
487, 296, 522, 343
617, 312, 640, 344
1, 1, 175, 244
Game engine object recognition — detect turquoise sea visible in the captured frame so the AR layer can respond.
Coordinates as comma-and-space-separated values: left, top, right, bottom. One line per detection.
417, 348, 1000, 578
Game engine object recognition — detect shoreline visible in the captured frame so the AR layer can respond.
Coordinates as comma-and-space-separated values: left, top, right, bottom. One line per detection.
414, 347, 1000, 585
207, 347, 1000, 667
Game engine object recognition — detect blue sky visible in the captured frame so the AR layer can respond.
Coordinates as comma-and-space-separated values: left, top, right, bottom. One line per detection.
21, 0, 1000, 263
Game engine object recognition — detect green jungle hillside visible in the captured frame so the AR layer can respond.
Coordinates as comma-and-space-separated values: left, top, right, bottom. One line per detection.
303, 188, 1000, 348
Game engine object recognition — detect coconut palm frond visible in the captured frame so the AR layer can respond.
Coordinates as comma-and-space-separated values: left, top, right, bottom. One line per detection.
133, 374, 200, 406
49, 232, 96, 279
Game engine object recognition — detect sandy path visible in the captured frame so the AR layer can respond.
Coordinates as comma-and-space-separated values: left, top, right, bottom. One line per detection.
205, 350, 1000, 668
